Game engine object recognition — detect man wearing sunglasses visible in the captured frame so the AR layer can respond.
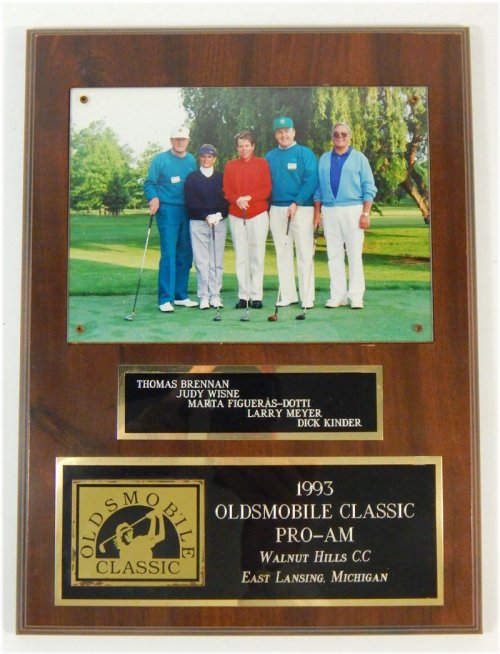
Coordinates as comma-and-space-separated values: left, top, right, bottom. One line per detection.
314, 123, 377, 310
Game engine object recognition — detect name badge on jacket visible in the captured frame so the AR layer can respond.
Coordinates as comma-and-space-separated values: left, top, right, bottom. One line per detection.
171, 176, 181, 184
287, 162, 297, 170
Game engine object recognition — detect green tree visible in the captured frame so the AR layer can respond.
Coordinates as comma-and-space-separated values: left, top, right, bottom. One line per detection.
129, 141, 163, 208
181, 86, 430, 221
310, 87, 410, 205
181, 87, 316, 166
400, 89, 430, 223
102, 171, 130, 215
70, 120, 133, 212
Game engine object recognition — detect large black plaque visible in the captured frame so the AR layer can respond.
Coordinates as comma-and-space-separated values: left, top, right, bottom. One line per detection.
56, 457, 443, 606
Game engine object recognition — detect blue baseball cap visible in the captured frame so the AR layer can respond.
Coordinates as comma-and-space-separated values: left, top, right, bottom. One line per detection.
198, 143, 217, 156
273, 116, 294, 130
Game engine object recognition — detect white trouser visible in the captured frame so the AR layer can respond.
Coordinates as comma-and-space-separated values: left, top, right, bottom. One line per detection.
322, 204, 365, 304
270, 205, 315, 307
229, 211, 269, 301
190, 219, 227, 301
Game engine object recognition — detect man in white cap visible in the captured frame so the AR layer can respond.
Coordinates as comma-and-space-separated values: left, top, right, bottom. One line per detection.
144, 126, 198, 313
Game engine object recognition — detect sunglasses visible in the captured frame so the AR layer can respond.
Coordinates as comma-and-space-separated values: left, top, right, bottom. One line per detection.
333, 131, 349, 138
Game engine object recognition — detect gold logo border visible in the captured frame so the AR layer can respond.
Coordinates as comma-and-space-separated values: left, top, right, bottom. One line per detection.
70, 479, 205, 588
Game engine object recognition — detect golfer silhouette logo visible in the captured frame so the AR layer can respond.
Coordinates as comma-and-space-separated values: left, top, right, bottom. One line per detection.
112, 510, 165, 561
73, 480, 205, 588
94, 505, 180, 572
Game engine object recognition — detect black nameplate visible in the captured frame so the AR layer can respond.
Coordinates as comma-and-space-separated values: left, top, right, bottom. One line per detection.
56, 457, 442, 606
118, 366, 383, 440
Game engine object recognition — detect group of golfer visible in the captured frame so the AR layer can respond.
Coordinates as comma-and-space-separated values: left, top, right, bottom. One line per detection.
143, 116, 377, 315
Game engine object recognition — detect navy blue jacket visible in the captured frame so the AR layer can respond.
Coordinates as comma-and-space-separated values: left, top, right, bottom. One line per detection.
184, 170, 229, 221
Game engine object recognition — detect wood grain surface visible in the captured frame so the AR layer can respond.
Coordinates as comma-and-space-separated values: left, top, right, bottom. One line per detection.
18, 29, 479, 633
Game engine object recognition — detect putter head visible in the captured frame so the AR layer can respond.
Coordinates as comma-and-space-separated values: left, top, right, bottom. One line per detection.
295, 313, 306, 320
124, 313, 135, 321
240, 314, 250, 322
213, 314, 222, 322
268, 313, 278, 321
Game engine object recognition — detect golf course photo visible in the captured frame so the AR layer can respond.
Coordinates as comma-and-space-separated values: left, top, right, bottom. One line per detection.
68, 85, 432, 343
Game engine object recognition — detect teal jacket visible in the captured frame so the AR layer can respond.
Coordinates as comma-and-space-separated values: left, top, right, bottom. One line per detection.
144, 150, 197, 206
314, 148, 377, 206
265, 143, 318, 207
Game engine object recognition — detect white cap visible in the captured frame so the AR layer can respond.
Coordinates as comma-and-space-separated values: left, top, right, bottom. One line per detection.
170, 126, 190, 139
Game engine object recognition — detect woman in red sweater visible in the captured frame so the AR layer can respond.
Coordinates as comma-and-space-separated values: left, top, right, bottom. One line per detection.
223, 130, 272, 309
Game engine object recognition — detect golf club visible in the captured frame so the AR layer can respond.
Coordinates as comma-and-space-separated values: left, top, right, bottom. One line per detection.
267, 285, 281, 321
98, 513, 150, 553
296, 224, 320, 321
124, 213, 154, 321
240, 210, 250, 322
268, 215, 291, 322
211, 224, 222, 322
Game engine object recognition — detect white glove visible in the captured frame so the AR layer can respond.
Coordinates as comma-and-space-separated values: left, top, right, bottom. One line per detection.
206, 212, 223, 226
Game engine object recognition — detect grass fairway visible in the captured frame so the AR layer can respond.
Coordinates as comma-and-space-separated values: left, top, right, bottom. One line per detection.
68, 206, 432, 343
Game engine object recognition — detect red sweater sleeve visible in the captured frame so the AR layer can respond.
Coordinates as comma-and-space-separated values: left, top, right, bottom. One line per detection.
251, 159, 272, 204
222, 160, 239, 205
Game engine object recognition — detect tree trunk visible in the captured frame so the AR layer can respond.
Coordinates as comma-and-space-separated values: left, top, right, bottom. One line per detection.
403, 104, 430, 224
400, 178, 430, 224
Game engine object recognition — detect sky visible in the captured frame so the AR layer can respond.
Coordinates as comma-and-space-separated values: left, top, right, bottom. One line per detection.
70, 87, 189, 158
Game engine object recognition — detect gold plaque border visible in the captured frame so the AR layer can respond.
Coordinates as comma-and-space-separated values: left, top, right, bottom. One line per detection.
55, 456, 443, 607
117, 365, 384, 441
70, 479, 205, 588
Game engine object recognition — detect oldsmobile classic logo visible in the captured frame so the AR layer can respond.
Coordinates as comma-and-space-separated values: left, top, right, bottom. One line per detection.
72, 480, 204, 586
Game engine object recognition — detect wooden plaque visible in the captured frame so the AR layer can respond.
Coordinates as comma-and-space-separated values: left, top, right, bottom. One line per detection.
18, 29, 480, 634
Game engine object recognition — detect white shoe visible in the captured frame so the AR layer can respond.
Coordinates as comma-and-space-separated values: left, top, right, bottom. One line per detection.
210, 297, 224, 308
174, 298, 198, 307
350, 301, 364, 310
275, 300, 298, 307
325, 298, 348, 308
159, 301, 174, 313
199, 298, 210, 310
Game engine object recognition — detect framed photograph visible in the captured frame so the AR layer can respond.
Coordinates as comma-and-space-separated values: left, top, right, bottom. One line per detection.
68, 85, 431, 344
19, 29, 479, 634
